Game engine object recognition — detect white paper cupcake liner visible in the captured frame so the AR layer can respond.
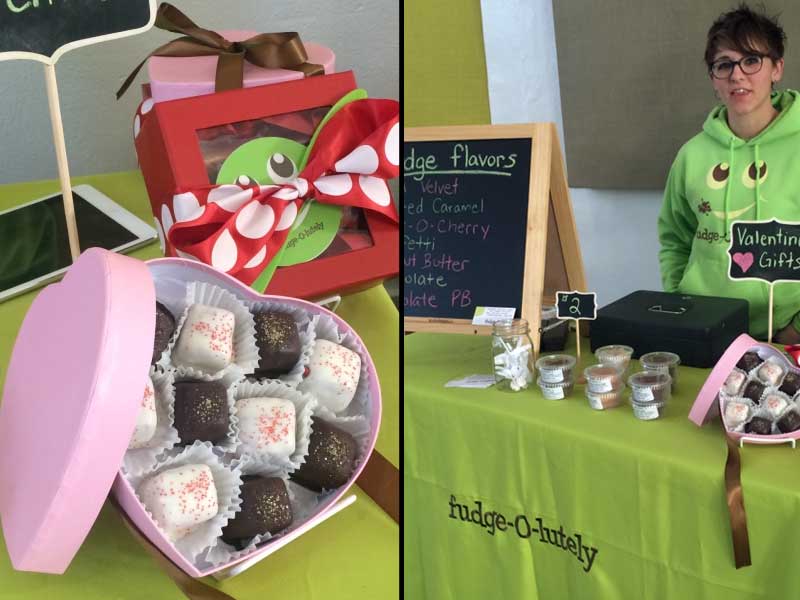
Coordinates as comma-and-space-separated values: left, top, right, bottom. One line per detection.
122, 367, 179, 477
243, 300, 316, 385
303, 313, 373, 420
289, 405, 371, 494
128, 441, 243, 564
172, 369, 241, 455
161, 282, 258, 380
203, 457, 297, 567
232, 379, 317, 471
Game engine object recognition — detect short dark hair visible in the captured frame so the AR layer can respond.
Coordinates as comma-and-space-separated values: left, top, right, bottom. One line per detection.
705, 3, 786, 67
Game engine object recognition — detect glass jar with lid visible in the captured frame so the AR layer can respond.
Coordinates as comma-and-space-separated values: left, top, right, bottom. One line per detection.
491, 319, 535, 391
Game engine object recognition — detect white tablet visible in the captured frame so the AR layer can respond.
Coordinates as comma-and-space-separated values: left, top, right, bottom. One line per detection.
0, 184, 157, 302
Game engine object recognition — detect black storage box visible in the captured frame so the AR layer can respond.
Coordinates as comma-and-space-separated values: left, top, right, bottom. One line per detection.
590, 291, 749, 368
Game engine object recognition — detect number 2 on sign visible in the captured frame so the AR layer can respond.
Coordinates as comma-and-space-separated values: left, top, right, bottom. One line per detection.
569, 297, 580, 316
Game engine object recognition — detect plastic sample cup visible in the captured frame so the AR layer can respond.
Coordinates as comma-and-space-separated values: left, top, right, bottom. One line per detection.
584, 364, 624, 394
537, 378, 575, 400
535, 354, 576, 385
595, 345, 634, 374
640, 352, 680, 390
628, 371, 671, 420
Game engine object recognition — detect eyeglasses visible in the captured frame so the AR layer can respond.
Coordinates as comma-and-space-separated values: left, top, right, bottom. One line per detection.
709, 54, 765, 79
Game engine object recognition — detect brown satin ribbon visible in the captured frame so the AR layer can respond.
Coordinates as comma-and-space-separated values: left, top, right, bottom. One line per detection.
724, 432, 752, 568
110, 498, 238, 600
356, 450, 400, 523
117, 2, 324, 100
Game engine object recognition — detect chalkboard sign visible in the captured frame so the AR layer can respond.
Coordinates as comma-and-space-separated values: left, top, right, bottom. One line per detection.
556, 290, 597, 320
728, 219, 800, 283
0, 0, 155, 64
404, 137, 532, 320
404, 123, 587, 348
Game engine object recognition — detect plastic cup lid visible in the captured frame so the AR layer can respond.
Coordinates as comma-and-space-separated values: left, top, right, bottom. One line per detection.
0, 249, 155, 574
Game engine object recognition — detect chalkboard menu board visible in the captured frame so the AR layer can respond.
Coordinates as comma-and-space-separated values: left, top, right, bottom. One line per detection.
404, 137, 533, 320
0, 0, 154, 62
404, 123, 587, 342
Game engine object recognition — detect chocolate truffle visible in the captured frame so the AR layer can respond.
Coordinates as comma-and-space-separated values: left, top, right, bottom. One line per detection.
221, 476, 293, 546
777, 410, 800, 433
139, 464, 219, 541
153, 302, 176, 364
737, 351, 763, 372
757, 361, 785, 386
742, 380, 766, 404
129, 377, 158, 450
722, 370, 747, 396
174, 381, 229, 445
290, 418, 358, 492
745, 416, 772, 435
252, 312, 301, 378
172, 304, 235, 372
780, 371, 800, 397
235, 397, 296, 460
298, 340, 361, 413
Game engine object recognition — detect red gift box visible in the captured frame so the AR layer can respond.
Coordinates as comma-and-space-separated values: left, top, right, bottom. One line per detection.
134, 71, 399, 299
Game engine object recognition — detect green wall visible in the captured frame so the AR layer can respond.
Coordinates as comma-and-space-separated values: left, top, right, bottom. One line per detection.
403, 0, 491, 126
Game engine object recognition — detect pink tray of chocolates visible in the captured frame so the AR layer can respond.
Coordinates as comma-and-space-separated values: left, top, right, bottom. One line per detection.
0, 248, 381, 577
689, 333, 800, 445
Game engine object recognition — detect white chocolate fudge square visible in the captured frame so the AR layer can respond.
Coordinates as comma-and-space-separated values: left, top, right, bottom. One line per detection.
724, 401, 750, 430
173, 304, 235, 372
298, 340, 361, 413
757, 361, 784, 386
138, 464, 218, 541
128, 377, 158, 450
235, 397, 296, 459
722, 370, 747, 396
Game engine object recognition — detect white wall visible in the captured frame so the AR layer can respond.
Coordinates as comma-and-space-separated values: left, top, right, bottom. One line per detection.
0, 0, 399, 183
480, 0, 665, 307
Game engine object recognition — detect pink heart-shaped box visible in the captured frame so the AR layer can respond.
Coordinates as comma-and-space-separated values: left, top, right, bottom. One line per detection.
689, 333, 800, 443
0, 248, 381, 576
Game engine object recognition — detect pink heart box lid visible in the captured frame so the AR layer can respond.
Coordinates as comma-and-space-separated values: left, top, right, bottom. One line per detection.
688, 333, 800, 441
0, 248, 155, 574
147, 30, 336, 104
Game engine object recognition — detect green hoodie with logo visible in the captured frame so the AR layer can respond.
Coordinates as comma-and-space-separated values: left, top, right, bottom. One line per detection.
658, 90, 800, 340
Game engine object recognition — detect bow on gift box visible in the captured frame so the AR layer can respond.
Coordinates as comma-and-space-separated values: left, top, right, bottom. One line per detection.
166, 98, 399, 285
117, 2, 324, 99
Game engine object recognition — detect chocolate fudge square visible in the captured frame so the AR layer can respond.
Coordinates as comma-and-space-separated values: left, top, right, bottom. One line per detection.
252, 311, 301, 378
173, 381, 229, 445
778, 410, 800, 433
742, 380, 766, 404
222, 476, 293, 547
745, 416, 772, 435
780, 371, 800, 397
290, 418, 358, 492
153, 302, 176, 364
736, 351, 763, 373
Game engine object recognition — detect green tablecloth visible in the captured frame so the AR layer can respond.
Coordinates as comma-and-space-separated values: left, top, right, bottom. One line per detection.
0, 172, 398, 599
405, 332, 800, 599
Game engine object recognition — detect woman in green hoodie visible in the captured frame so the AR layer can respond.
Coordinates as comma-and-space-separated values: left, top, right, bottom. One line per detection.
658, 4, 800, 343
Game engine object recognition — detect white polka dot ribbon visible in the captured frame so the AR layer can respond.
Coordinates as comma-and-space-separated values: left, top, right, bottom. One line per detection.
164, 99, 399, 285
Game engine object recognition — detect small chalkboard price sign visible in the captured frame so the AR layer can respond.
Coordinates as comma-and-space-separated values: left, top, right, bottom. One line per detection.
556, 290, 597, 321
0, 0, 156, 263
728, 219, 800, 342
404, 123, 587, 355
555, 290, 596, 359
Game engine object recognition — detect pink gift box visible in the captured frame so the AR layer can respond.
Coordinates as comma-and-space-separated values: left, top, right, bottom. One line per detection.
147, 30, 336, 103
0, 248, 381, 577
689, 333, 800, 444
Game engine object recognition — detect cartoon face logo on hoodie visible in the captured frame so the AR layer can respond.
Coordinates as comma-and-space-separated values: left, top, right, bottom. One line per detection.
699, 160, 769, 222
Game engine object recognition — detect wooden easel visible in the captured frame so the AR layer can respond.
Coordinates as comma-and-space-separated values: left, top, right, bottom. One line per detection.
403, 123, 586, 356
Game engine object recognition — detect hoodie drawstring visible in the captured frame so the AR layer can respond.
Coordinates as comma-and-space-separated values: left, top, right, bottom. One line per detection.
754, 143, 761, 221
724, 138, 734, 239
